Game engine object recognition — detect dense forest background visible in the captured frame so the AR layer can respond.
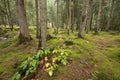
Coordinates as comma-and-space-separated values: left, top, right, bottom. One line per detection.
0, 0, 120, 32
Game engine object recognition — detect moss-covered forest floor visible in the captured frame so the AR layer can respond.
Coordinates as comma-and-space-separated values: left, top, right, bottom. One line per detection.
0, 28, 120, 80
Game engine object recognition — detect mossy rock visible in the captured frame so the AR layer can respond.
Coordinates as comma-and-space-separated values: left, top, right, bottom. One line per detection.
64, 40, 74, 46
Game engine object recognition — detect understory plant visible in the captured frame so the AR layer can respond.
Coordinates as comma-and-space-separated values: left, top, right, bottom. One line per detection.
11, 48, 71, 80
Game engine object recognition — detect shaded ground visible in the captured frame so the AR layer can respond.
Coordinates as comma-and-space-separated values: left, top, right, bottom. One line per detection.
30, 31, 120, 80
0, 29, 120, 80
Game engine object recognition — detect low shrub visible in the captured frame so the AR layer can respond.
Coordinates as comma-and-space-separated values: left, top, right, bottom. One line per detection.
11, 48, 71, 80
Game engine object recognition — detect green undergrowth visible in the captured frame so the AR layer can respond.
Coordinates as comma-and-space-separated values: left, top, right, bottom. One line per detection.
0, 52, 31, 78
84, 32, 120, 79
0, 28, 120, 79
12, 48, 71, 80
46, 30, 120, 79
0, 28, 37, 79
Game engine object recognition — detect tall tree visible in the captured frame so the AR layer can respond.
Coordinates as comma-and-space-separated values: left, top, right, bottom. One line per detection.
6, 0, 13, 30
56, 0, 59, 33
16, 0, 31, 42
3, 0, 9, 27
71, 0, 75, 33
106, 0, 114, 31
95, 0, 104, 34
78, 0, 89, 38
67, 0, 72, 35
86, 0, 92, 33
38, 0, 47, 49
35, 0, 39, 38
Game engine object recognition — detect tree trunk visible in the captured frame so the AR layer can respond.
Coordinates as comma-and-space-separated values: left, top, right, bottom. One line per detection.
16, 0, 31, 42
106, 0, 114, 31
89, 12, 93, 31
56, 0, 59, 34
86, 0, 93, 33
71, 0, 74, 33
78, 0, 89, 38
3, 0, 9, 27
35, 0, 39, 38
75, 0, 80, 31
67, 0, 72, 35
38, 0, 47, 49
6, 0, 13, 31
95, 0, 104, 34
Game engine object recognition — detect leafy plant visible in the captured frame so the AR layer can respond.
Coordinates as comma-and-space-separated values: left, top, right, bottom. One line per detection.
11, 48, 71, 79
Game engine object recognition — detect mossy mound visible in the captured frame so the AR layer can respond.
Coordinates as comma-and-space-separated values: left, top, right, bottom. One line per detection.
64, 40, 74, 46
47, 34, 56, 41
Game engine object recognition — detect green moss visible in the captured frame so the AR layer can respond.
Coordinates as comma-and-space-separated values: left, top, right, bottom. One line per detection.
0, 40, 12, 49
105, 47, 120, 62
95, 71, 120, 80
70, 53, 81, 60
112, 36, 120, 42
1, 29, 120, 79
47, 39, 63, 48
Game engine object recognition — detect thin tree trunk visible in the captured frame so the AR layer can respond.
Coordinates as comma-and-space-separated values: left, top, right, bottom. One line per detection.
35, 0, 39, 38
56, 0, 59, 33
0, 0, 6, 27
89, 12, 93, 31
6, 0, 13, 31
3, 0, 9, 26
75, 0, 80, 31
38, 0, 47, 49
67, 0, 72, 35
106, 0, 114, 31
95, 0, 104, 34
86, 0, 91, 33
71, 0, 74, 33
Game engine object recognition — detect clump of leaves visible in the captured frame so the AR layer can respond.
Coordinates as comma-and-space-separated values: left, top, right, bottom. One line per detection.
11, 48, 71, 80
